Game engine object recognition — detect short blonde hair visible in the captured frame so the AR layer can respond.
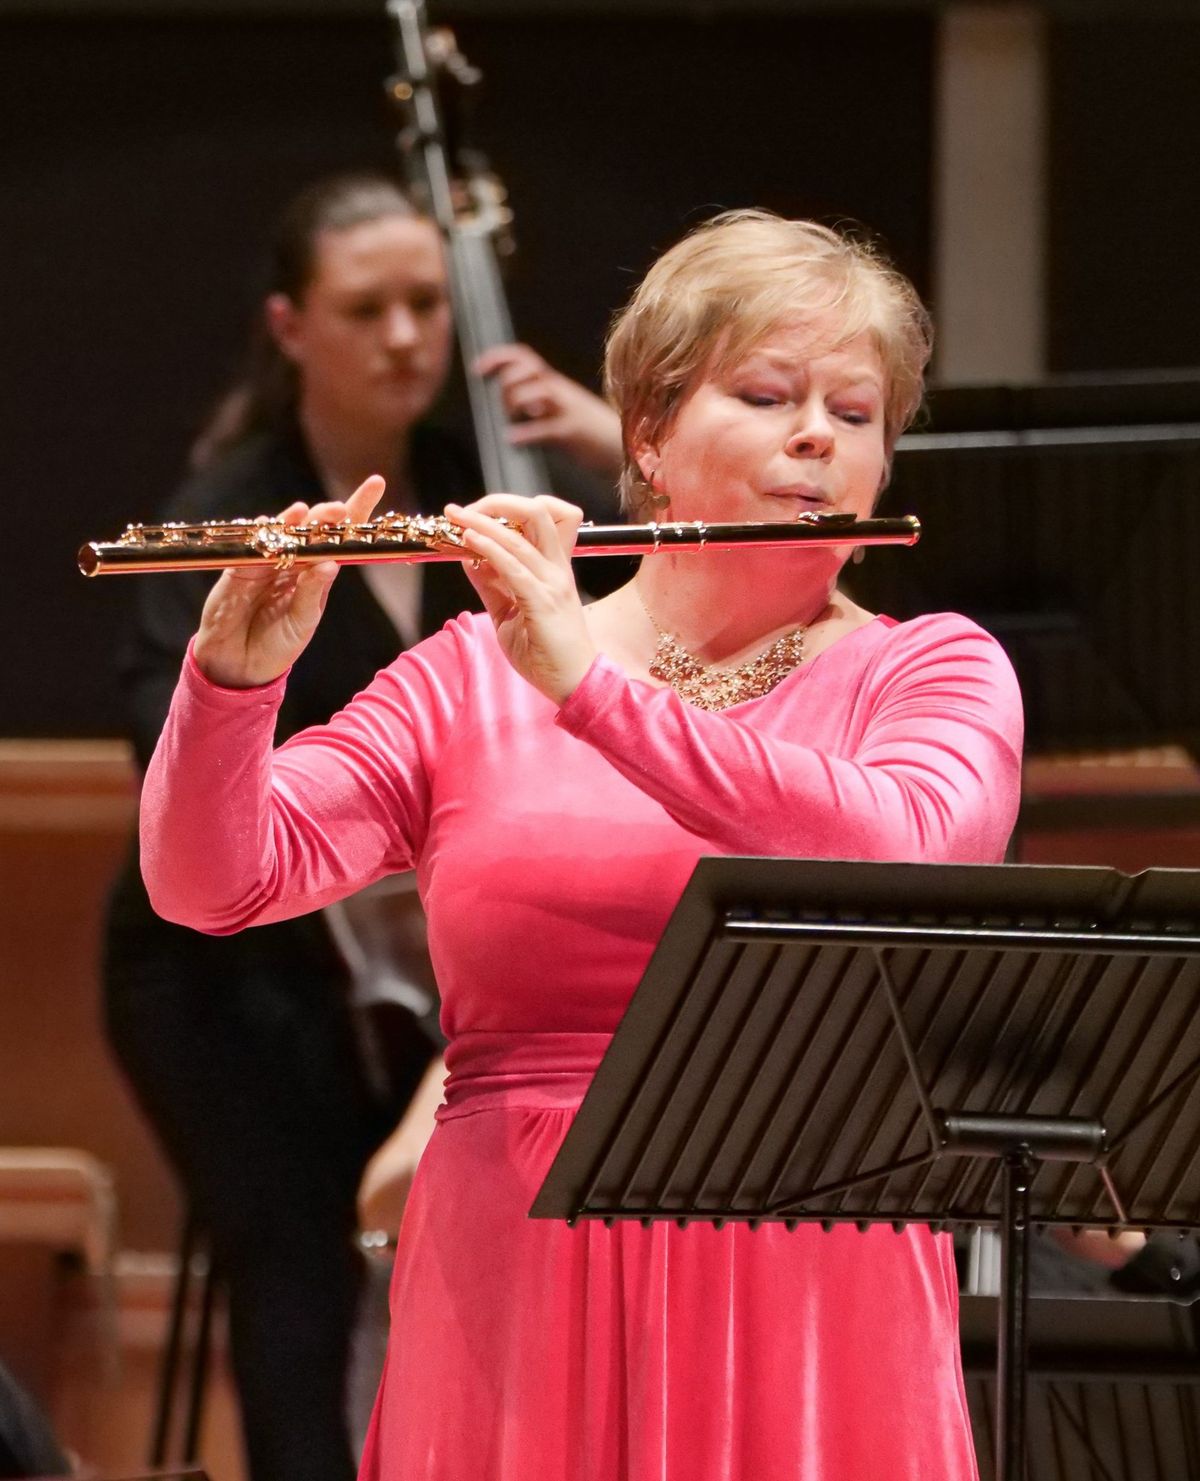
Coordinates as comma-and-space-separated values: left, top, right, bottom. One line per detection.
603, 210, 933, 517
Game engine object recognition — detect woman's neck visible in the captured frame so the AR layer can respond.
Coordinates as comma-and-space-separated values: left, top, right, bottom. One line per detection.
299, 401, 414, 506
633, 550, 839, 665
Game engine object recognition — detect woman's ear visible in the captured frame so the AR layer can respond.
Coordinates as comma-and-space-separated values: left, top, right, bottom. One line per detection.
631, 440, 670, 512
265, 293, 303, 363
631, 440, 659, 487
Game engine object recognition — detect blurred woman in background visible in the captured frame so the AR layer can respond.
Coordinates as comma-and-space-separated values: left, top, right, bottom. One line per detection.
103, 170, 621, 1481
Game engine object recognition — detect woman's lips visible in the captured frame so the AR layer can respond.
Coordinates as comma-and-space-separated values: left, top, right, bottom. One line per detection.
764, 488, 831, 509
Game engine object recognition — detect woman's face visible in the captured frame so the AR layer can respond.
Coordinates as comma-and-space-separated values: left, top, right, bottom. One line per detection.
269, 215, 454, 437
644, 322, 888, 529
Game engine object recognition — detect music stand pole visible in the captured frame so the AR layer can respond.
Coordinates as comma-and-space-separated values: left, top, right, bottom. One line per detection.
1000, 1150, 1033, 1481
939, 1116, 1106, 1480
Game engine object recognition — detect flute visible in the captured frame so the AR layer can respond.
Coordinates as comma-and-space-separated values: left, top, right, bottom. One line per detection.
77, 510, 921, 577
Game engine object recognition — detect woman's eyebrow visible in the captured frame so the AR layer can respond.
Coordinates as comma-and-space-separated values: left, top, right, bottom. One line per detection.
836, 373, 885, 394
733, 354, 883, 393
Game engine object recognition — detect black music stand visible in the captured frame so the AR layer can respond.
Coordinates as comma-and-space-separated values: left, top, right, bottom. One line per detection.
531, 857, 1200, 1481
857, 388, 1200, 757
960, 1289, 1200, 1481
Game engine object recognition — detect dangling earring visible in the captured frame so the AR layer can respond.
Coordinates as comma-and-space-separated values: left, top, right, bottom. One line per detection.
648, 467, 670, 513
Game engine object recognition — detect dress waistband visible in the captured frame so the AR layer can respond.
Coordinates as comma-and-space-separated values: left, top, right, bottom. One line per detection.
437, 1030, 612, 1119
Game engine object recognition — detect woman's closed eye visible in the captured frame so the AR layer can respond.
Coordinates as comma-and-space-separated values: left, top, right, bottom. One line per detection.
734, 384, 788, 407
833, 403, 877, 426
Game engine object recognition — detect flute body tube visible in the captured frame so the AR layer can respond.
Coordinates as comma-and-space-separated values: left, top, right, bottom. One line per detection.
78, 512, 921, 577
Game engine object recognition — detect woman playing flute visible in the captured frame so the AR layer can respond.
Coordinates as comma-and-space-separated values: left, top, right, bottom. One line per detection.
140, 209, 1022, 1480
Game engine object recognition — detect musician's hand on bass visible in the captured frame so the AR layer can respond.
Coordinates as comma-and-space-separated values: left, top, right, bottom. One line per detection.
474, 344, 623, 479
193, 475, 387, 689
446, 494, 597, 706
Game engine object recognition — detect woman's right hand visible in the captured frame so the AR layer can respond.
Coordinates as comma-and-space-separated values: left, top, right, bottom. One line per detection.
474, 344, 623, 479
193, 475, 386, 689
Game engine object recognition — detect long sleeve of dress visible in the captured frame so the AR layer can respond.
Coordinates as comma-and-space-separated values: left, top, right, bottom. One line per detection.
141, 622, 467, 934
121, 567, 218, 773
143, 610, 1021, 942
555, 612, 1023, 862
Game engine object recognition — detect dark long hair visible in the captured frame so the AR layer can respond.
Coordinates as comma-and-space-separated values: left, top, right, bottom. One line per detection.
191, 172, 421, 469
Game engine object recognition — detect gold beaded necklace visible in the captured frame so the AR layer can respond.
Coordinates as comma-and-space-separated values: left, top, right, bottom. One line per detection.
639, 593, 809, 712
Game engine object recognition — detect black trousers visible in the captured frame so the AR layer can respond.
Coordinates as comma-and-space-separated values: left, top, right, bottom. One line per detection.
104, 867, 433, 1481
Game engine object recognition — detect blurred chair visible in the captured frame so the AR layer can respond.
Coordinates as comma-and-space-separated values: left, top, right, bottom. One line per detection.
0, 1150, 117, 1277
0, 1149, 119, 1395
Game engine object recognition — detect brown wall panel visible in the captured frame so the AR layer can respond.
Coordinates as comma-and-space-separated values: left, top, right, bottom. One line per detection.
0, 744, 181, 1252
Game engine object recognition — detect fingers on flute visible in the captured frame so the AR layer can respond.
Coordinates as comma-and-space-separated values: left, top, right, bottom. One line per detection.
532, 495, 585, 531
275, 474, 387, 529
458, 523, 575, 613
459, 529, 544, 610
448, 495, 583, 551
347, 473, 387, 522
305, 498, 357, 525
443, 504, 543, 576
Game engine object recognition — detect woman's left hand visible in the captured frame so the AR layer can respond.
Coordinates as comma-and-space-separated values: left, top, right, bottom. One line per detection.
445, 494, 596, 706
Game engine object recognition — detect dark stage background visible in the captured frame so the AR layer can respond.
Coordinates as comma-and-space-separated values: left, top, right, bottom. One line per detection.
3, 8, 1199, 737
5, 9, 934, 737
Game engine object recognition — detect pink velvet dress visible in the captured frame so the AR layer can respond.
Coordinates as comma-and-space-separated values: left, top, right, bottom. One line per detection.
141, 609, 1023, 1481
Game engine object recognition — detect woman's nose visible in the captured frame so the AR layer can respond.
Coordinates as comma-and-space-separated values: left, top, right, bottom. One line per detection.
785, 405, 835, 459
383, 305, 420, 348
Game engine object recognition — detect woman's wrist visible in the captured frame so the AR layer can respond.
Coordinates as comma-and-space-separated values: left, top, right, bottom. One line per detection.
545, 644, 598, 707
188, 637, 287, 694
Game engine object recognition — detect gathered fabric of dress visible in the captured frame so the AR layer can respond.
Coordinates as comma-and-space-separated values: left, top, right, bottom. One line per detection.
141, 607, 1023, 1481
